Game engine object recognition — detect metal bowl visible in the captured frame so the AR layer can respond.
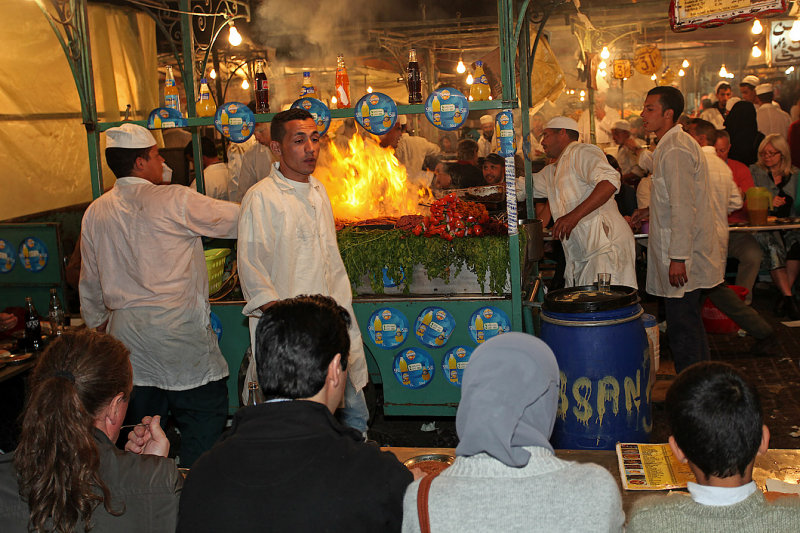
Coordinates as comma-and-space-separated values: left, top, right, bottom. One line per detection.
403, 453, 455, 469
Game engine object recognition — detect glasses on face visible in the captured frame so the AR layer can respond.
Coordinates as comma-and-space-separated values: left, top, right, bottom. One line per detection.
762, 150, 781, 159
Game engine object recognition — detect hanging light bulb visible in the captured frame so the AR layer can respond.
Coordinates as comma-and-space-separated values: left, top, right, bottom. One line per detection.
598, 69, 607, 77
791, 20, 800, 41
719, 64, 728, 77
579, 96, 585, 102
682, 59, 689, 68
209, 68, 217, 80
228, 23, 242, 46
679, 69, 685, 77
466, 73, 474, 85
651, 73, 657, 81
468, 95, 474, 101
751, 19, 763, 35
331, 96, 338, 106
579, 90, 585, 97
600, 46, 610, 59
241, 78, 249, 90
488, 95, 493, 100
787, 66, 795, 75
752, 45, 763, 58
598, 60, 607, 70
456, 58, 466, 74
366, 85, 373, 93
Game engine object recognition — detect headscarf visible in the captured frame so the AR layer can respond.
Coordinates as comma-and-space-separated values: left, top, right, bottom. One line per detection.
455, 332, 560, 467
724, 100, 764, 166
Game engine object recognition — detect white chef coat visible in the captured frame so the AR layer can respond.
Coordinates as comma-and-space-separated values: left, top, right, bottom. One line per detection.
699, 107, 725, 130
702, 145, 742, 257
79, 177, 239, 390
190, 162, 230, 201
532, 142, 637, 288
477, 134, 494, 159
226, 135, 258, 193
228, 143, 275, 203
614, 139, 648, 178
237, 163, 367, 391
578, 106, 620, 146
756, 103, 791, 139
394, 133, 441, 186
647, 125, 723, 297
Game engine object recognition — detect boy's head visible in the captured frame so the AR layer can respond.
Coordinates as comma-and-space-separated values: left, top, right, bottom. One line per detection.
666, 362, 768, 482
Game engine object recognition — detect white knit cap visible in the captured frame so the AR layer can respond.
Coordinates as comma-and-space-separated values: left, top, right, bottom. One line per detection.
741, 75, 760, 87
726, 96, 741, 111
480, 114, 494, 125
611, 120, 631, 132
106, 123, 157, 149
545, 116, 579, 132
756, 83, 774, 95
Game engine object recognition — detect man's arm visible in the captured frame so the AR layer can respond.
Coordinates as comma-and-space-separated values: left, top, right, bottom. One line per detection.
237, 192, 281, 316
182, 188, 240, 239
552, 180, 617, 240
662, 147, 697, 263
78, 226, 110, 329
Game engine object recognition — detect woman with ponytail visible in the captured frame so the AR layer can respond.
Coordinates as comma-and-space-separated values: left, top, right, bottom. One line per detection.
0, 330, 182, 532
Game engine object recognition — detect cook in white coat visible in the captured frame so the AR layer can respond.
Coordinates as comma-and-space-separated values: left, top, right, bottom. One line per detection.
237, 108, 369, 434
533, 116, 637, 288
80, 123, 239, 467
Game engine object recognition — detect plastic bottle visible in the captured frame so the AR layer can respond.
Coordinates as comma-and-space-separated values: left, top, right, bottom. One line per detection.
196, 78, 216, 117
470, 61, 490, 101
407, 48, 422, 104
24, 297, 41, 352
246, 381, 264, 406
164, 66, 181, 114
48, 288, 65, 337
335, 54, 351, 108
300, 71, 319, 99
254, 61, 270, 114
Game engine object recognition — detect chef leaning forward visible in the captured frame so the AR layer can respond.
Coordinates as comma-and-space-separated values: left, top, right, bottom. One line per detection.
533, 116, 637, 288
79, 123, 240, 467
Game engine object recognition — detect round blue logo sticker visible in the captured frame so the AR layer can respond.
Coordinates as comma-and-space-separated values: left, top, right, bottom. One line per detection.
393, 347, 435, 389
0, 239, 16, 273
414, 307, 456, 348
291, 97, 331, 136
367, 307, 409, 349
147, 107, 187, 129
468, 306, 511, 344
214, 102, 255, 143
442, 345, 473, 387
19, 237, 48, 273
424, 88, 469, 131
354, 92, 398, 135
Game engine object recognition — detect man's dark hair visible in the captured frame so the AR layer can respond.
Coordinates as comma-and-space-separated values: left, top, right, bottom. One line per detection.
457, 138, 479, 160
688, 118, 718, 145
666, 362, 763, 478
270, 108, 314, 144
105, 147, 151, 179
717, 129, 731, 142
255, 295, 351, 400
484, 153, 505, 167
758, 92, 774, 104
565, 129, 579, 142
648, 86, 685, 122
716, 82, 731, 94
183, 136, 218, 160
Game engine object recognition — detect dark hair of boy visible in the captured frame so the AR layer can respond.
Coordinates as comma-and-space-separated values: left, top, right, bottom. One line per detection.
647, 86, 685, 123
254, 295, 351, 401
105, 146, 152, 179
666, 361, 763, 478
270, 108, 314, 145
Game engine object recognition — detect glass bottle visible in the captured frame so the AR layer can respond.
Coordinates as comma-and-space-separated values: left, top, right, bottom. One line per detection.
300, 71, 319, 99
24, 297, 42, 352
254, 61, 270, 114
48, 288, 65, 337
335, 54, 351, 108
470, 61, 490, 101
164, 66, 181, 114
246, 381, 264, 406
196, 78, 216, 117
407, 48, 422, 104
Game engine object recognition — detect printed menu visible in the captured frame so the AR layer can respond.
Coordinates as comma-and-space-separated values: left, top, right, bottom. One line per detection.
616, 443, 695, 490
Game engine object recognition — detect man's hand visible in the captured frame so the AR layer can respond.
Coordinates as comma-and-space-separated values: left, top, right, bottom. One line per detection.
631, 207, 649, 226
773, 196, 787, 208
669, 260, 688, 287
124, 415, 170, 457
552, 211, 582, 240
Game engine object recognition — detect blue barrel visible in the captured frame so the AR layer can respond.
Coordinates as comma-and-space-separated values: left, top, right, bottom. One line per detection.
541, 285, 651, 450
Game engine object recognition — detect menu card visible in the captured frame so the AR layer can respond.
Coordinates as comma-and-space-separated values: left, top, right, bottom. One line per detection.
616, 443, 696, 491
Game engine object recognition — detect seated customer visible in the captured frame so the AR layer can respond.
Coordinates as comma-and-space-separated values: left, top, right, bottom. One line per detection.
627, 362, 800, 532
178, 295, 413, 533
448, 139, 485, 188
482, 152, 505, 185
402, 333, 624, 533
0, 330, 181, 532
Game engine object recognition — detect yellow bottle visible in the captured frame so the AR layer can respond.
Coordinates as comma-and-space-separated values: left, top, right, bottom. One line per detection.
164, 65, 181, 114
153, 114, 162, 128
448, 354, 458, 382
470, 61, 490, 101
432, 95, 441, 112
196, 78, 216, 117
220, 109, 229, 125
373, 316, 383, 344
399, 358, 408, 372
361, 100, 370, 118
300, 71, 319, 99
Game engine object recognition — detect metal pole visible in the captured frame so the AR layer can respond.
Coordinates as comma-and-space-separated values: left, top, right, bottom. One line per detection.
180, 0, 205, 194
76, 0, 103, 199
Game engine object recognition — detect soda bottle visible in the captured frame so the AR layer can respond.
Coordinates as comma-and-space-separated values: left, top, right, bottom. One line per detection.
24, 297, 42, 352
470, 61, 491, 101
246, 381, 264, 406
164, 66, 181, 114
254, 61, 270, 114
300, 71, 319, 99
407, 48, 422, 104
48, 288, 65, 337
196, 78, 216, 117
335, 54, 351, 108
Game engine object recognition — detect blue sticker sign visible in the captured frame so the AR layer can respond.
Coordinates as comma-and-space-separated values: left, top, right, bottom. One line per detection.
414, 307, 456, 348
0, 239, 15, 273
354, 92, 398, 135
468, 306, 511, 344
18, 237, 48, 273
147, 107, 187, 129
210, 312, 223, 342
367, 307, 409, 349
424, 87, 469, 131
291, 97, 332, 136
214, 102, 255, 143
496, 110, 516, 157
442, 345, 473, 387
393, 347, 435, 389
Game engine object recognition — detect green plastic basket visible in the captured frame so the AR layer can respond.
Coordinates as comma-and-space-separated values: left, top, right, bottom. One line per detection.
205, 248, 231, 295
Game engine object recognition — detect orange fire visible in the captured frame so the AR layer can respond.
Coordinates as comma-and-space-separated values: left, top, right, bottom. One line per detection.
314, 133, 431, 221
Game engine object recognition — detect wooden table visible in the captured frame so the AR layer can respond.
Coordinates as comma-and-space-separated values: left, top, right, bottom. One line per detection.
385, 447, 800, 514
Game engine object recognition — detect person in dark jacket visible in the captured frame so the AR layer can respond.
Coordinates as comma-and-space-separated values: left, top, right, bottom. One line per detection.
724, 100, 764, 167
178, 295, 414, 533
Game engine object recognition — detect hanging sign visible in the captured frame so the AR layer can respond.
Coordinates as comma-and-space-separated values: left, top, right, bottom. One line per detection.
414, 307, 456, 348
291, 97, 332, 136
442, 346, 473, 387
768, 19, 800, 66
393, 348, 436, 389
468, 306, 512, 344
147, 107, 187, 129
612, 59, 632, 80
669, 0, 787, 32
633, 45, 662, 76
0, 239, 15, 273
367, 307, 410, 349
354, 92, 398, 135
18, 237, 48, 273
495, 110, 516, 157
214, 102, 255, 143
423, 88, 469, 131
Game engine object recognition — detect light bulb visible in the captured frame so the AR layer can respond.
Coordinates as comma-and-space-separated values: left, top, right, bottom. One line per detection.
682, 59, 689, 68
752, 45, 763, 58
241, 78, 249, 90
456, 59, 466, 74
580, 96, 585, 102
209, 68, 217, 80
727, 72, 735, 79
598, 69, 607, 77
791, 20, 800, 41
331, 96, 337, 105
579, 90, 585, 97
488, 95, 492, 100
367, 85, 373, 93
600, 46, 610, 59
466, 73, 474, 85
651, 74, 657, 81
468, 95, 474, 101
228, 23, 242, 46
598, 60, 607, 69
679, 69, 685, 77
787, 66, 795, 75
752, 19, 763, 34
719, 64, 728, 77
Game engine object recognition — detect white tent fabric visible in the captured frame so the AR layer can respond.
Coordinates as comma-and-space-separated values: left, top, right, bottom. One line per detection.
1, 3, 157, 220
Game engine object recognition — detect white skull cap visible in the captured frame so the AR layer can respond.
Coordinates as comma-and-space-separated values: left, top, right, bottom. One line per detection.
741, 75, 760, 87
612, 120, 631, 132
545, 116, 580, 132
106, 123, 157, 149
480, 114, 494, 125
756, 83, 774, 95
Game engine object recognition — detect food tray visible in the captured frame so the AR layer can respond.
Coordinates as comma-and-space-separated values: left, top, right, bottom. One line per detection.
403, 453, 455, 476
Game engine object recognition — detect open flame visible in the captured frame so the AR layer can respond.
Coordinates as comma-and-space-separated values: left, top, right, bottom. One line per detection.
314, 133, 431, 221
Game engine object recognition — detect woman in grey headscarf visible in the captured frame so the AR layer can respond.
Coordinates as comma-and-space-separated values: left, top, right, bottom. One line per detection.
402, 333, 624, 533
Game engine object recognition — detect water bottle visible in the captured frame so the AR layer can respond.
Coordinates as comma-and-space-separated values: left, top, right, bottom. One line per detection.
24, 297, 42, 352
246, 381, 264, 406
48, 288, 65, 337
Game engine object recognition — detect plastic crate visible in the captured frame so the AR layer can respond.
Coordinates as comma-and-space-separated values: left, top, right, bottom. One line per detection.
205, 248, 231, 295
